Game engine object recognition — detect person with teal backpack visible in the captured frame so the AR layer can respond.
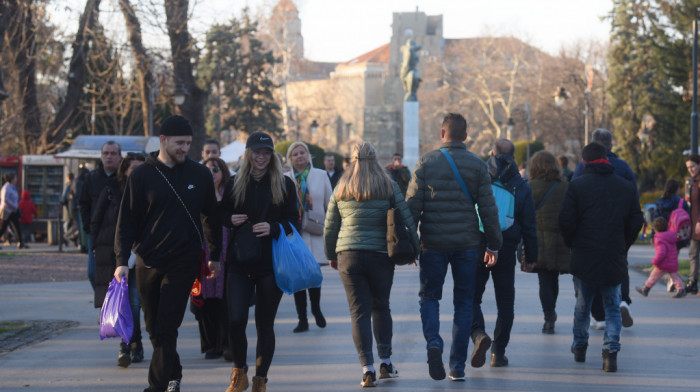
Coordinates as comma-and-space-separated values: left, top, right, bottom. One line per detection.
463, 139, 537, 368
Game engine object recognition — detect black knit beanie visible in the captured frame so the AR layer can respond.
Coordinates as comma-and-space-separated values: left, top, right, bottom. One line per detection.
160, 115, 193, 136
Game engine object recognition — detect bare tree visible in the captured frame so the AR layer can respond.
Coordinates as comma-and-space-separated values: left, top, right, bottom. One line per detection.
40, 0, 102, 153
119, 0, 154, 136
164, 0, 207, 160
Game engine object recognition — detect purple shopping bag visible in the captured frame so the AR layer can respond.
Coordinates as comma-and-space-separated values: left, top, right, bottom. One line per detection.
99, 277, 133, 344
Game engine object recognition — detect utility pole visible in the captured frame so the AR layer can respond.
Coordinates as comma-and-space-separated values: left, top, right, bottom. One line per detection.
525, 102, 531, 164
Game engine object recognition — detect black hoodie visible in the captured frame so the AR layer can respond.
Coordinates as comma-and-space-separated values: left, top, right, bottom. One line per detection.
116, 152, 221, 267
486, 154, 538, 262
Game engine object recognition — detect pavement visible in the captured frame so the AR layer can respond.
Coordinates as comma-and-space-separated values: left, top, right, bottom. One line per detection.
1, 244, 699, 391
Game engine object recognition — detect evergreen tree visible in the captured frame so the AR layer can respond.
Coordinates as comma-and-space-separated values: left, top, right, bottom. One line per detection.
198, 9, 282, 140
607, 0, 699, 191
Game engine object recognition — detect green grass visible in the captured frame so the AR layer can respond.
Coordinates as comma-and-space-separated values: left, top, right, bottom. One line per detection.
0, 321, 26, 335
0, 252, 21, 258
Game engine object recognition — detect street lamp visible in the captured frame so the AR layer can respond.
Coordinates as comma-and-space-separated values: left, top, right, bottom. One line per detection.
553, 86, 569, 107
506, 117, 515, 140
171, 83, 188, 106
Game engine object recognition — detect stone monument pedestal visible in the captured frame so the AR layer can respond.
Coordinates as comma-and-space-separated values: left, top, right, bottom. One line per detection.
403, 101, 419, 172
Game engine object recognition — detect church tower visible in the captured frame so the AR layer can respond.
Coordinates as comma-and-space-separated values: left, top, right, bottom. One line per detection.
270, 0, 304, 62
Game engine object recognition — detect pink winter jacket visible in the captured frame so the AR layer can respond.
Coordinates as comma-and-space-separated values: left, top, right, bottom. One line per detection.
652, 230, 679, 273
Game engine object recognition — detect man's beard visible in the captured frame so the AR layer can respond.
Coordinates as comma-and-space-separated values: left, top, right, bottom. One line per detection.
167, 148, 186, 163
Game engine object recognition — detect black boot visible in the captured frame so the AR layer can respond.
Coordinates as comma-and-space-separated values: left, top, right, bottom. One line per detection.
602, 349, 617, 372
542, 311, 556, 334
118, 342, 131, 368
130, 340, 144, 363
685, 280, 698, 294
571, 344, 587, 363
293, 318, 309, 333
311, 307, 326, 328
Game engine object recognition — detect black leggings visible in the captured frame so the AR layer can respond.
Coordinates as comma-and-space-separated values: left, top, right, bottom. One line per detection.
0, 211, 23, 246
227, 271, 283, 378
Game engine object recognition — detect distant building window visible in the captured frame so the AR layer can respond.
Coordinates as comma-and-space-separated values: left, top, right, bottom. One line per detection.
404, 28, 413, 37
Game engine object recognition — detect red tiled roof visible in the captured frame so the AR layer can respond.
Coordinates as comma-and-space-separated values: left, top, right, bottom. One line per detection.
341, 43, 390, 66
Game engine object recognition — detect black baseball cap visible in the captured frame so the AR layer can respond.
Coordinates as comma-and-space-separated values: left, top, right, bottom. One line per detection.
246, 132, 274, 151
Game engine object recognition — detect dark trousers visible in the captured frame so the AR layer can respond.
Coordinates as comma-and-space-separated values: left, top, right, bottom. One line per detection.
293, 287, 321, 321
0, 211, 23, 246
136, 258, 198, 391
194, 296, 228, 355
472, 244, 517, 355
338, 251, 395, 366
227, 271, 283, 378
537, 270, 560, 320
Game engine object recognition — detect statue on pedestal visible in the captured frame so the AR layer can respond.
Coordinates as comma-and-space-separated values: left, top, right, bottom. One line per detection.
400, 39, 422, 102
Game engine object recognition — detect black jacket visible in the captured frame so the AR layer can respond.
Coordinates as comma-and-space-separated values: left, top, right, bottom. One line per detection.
327, 169, 343, 189
79, 168, 117, 234
90, 184, 121, 307
559, 163, 644, 285
220, 172, 299, 278
115, 153, 222, 267
486, 154, 537, 261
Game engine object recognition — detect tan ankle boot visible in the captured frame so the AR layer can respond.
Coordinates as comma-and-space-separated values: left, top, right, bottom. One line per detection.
251, 376, 266, 392
225, 368, 248, 392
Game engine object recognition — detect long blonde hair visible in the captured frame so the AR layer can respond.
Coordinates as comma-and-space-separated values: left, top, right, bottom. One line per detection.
232, 148, 287, 208
335, 142, 393, 201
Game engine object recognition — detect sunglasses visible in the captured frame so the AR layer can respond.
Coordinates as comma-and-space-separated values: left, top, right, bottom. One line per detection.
209, 166, 220, 173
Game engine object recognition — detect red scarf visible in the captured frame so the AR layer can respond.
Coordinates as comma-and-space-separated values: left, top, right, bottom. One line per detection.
583, 158, 610, 166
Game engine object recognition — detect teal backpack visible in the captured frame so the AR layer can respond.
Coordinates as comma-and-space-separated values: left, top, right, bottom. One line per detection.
440, 149, 516, 233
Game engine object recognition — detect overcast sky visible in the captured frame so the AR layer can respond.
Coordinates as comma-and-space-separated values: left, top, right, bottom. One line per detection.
48, 0, 614, 63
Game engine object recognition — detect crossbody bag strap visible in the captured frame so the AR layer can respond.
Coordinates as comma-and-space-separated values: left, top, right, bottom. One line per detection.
153, 165, 204, 249
535, 182, 559, 211
439, 148, 474, 204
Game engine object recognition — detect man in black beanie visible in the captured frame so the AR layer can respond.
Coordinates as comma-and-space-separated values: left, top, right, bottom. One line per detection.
558, 142, 643, 373
115, 115, 222, 392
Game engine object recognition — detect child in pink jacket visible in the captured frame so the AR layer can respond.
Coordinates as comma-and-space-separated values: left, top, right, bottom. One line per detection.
636, 217, 686, 298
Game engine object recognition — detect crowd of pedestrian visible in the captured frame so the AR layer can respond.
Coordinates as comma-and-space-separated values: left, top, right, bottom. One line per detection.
46, 109, 697, 392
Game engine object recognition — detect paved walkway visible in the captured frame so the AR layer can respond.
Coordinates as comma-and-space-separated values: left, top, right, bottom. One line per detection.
1, 244, 699, 391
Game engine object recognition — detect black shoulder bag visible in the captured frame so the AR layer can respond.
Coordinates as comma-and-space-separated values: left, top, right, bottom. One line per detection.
387, 191, 415, 265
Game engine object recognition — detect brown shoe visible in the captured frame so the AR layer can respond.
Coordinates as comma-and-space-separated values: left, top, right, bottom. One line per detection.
251, 376, 266, 392
225, 368, 249, 392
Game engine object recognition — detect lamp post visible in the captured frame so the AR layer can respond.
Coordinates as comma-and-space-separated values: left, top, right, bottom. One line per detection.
171, 83, 188, 106
506, 117, 515, 140
524, 102, 531, 164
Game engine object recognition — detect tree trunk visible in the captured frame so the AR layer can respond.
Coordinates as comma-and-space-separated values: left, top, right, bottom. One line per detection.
41, 0, 101, 154
7, 0, 43, 153
118, 0, 153, 137
0, 0, 10, 103
164, 0, 207, 161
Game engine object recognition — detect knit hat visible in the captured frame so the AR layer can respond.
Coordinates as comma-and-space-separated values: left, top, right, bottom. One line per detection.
246, 132, 274, 151
582, 142, 606, 163
159, 115, 193, 136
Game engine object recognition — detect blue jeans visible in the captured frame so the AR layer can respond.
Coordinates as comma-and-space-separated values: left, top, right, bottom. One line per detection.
572, 276, 621, 352
419, 248, 478, 374
128, 268, 142, 344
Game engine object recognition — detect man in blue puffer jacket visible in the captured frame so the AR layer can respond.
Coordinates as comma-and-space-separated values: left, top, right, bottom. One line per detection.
470, 138, 538, 369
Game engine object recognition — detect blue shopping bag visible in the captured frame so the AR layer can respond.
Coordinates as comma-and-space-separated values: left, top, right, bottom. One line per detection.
272, 223, 323, 295
99, 277, 133, 344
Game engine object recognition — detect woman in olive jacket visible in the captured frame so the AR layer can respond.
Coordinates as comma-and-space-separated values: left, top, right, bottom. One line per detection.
324, 142, 420, 388
528, 151, 570, 334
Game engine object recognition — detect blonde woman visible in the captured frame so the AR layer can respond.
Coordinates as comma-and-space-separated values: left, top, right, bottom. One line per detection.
285, 142, 333, 333
324, 142, 419, 387
220, 132, 299, 392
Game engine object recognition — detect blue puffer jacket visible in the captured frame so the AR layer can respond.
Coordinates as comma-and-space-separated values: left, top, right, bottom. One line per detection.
486, 154, 537, 262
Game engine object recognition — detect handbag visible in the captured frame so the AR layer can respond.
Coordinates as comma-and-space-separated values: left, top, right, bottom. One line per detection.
152, 166, 210, 302
99, 277, 133, 344
387, 192, 415, 265
232, 201, 269, 265
272, 223, 323, 295
301, 209, 325, 236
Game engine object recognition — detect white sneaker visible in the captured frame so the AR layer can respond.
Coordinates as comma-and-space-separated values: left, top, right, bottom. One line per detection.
590, 320, 606, 330
620, 301, 633, 328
